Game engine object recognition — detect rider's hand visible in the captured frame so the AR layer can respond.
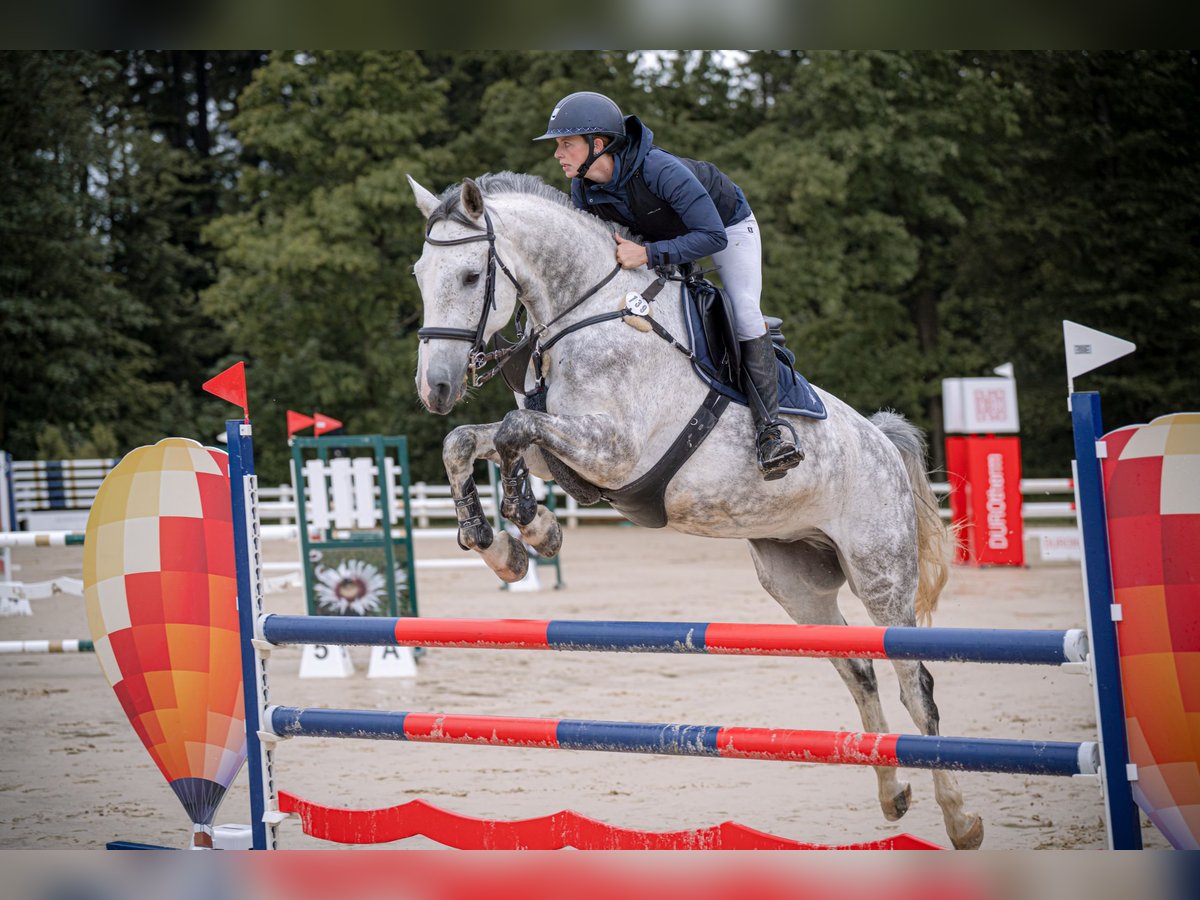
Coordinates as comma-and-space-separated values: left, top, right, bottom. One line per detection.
614, 233, 649, 270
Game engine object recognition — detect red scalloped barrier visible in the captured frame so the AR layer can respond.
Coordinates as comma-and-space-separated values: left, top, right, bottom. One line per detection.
277, 791, 941, 850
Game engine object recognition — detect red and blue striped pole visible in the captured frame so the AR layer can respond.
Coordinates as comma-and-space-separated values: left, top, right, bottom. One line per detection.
268, 706, 1099, 778
261, 614, 1088, 666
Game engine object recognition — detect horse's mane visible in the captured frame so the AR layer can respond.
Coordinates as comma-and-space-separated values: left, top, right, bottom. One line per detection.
429, 171, 631, 241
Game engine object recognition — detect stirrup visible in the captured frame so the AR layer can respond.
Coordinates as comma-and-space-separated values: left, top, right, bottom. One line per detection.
756, 421, 804, 480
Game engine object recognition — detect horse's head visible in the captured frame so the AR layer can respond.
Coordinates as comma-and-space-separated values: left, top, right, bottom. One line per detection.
408, 175, 524, 414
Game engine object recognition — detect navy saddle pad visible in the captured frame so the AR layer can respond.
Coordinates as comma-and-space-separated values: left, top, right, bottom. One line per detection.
681, 298, 827, 419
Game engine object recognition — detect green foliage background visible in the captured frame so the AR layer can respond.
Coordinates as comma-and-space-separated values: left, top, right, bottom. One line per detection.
2, 51, 1197, 484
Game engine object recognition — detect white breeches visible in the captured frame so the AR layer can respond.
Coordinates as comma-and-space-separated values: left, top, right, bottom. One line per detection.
711, 212, 766, 340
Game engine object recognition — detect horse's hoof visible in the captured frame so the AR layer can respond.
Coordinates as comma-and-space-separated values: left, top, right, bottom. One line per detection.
484, 534, 529, 583
499, 542, 530, 582
882, 782, 911, 821
527, 507, 562, 558
949, 814, 984, 850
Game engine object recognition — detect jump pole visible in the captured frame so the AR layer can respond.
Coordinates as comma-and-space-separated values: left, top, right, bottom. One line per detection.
0, 532, 85, 548
0, 639, 93, 653
268, 706, 1099, 778
260, 614, 1089, 667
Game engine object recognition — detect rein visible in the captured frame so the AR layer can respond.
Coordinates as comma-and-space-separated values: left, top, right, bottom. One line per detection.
418, 206, 703, 393
534, 269, 715, 381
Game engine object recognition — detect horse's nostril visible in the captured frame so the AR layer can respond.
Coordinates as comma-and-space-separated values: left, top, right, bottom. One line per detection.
430, 380, 454, 410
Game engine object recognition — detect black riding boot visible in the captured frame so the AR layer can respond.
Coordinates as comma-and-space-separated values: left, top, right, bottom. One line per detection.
739, 334, 804, 480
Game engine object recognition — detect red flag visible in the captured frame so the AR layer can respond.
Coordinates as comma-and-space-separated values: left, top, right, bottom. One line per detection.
287, 410, 315, 438
314, 412, 343, 435
202, 362, 249, 421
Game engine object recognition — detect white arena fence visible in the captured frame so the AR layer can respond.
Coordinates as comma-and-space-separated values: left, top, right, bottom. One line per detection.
258, 478, 1081, 525
233, 478, 1088, 563
3, 451, 1081, 556
5, 457, 118, 531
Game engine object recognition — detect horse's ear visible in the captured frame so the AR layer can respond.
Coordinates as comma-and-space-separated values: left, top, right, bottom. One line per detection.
460, 178, 485, 221
407, 175, 440, 219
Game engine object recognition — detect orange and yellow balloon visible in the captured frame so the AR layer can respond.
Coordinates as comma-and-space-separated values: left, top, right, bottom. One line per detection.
1103, 412, 1200, 850
83, 438, 245, 848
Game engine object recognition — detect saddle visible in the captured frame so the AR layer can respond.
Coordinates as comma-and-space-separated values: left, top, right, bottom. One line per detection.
682, 272, 827, 419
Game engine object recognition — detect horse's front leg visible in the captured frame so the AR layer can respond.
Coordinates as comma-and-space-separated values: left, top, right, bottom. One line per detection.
442, 424, 530, 583
493, 407, 639, 559
494, 451, 565, 563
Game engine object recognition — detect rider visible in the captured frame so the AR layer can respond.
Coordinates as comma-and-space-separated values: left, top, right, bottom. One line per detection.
534, 91, 803, 480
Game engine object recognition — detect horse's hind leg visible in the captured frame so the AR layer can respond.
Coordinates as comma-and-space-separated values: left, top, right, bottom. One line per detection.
892, 659, 983, 849
837, 542, 984, 850
748, 538, 914, 827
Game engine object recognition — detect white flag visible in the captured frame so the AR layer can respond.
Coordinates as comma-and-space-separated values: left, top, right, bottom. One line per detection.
1063, 321, 1136, 379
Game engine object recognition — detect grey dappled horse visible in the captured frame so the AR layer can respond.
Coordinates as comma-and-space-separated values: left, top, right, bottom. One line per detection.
407, 172, 983, 850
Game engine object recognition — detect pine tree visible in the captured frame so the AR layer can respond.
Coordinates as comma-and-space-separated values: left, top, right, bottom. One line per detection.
0, 51, 157, 456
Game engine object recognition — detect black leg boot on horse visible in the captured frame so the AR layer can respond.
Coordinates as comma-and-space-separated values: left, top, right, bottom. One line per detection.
739, 333, 804, 480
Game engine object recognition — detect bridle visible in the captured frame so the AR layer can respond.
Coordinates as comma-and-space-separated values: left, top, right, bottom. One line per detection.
416, 206, 622, 390
416, 209, 525, 387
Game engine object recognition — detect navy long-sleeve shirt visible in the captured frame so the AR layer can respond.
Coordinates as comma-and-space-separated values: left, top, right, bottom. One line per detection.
570, 116, 751, 268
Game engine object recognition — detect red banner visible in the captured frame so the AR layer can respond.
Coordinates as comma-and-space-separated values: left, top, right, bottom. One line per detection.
944, 437, 970, 564
945, 435, 1024, 566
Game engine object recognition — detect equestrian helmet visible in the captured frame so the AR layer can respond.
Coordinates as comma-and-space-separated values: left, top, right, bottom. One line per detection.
534, 92, 626, 141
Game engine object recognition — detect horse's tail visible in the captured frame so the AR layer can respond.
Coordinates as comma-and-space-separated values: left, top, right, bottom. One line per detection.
870, 410, 951, 626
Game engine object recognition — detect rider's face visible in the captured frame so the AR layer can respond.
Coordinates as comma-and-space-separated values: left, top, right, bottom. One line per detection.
554, 135, 596, 179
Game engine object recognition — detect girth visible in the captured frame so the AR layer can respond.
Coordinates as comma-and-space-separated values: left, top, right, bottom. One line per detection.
524, 385, 730, 529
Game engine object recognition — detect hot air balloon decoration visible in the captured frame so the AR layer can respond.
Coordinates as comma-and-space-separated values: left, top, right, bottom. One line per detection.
1102, 412, 1200, 850
83, 438, 245, 848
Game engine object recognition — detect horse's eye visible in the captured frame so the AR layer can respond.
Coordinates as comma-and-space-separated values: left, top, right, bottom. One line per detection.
463, 272, 481, 286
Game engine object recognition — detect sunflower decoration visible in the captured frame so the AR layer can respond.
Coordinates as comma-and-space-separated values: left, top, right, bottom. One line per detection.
313, 559, 388, 616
